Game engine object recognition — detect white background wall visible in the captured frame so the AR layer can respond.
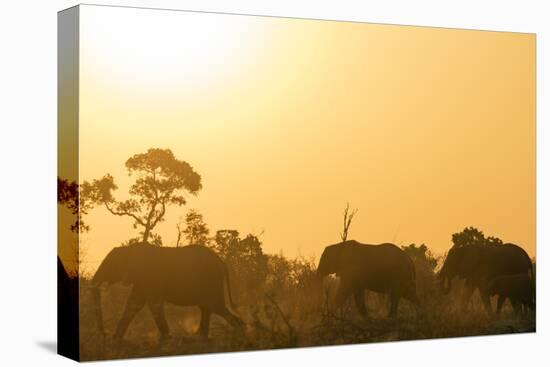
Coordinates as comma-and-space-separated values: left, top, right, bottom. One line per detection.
0, 0, 548, 365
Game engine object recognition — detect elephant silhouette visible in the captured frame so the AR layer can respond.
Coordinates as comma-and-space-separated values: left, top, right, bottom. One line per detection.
317, 241, 419, 318
439, 243, 533, 316
92, 244, 243, 343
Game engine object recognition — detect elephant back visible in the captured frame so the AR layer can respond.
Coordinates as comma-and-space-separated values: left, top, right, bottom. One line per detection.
488, 243, 533, 279
341, 242, 416, 289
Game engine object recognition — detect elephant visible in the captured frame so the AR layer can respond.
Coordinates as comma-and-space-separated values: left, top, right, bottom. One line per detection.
487, 274, 535, 316
438, 243, 533, 316
92, 244, 243, 343
317, 240, 419, 318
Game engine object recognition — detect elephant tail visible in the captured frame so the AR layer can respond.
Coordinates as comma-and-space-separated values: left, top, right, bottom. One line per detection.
223, 264, 238, 313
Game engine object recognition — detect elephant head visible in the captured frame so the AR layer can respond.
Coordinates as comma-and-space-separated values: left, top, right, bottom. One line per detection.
317, 242, 349, 277
91, 244, 150, 337
438, 247, 458, 294
438, 244, 488, 294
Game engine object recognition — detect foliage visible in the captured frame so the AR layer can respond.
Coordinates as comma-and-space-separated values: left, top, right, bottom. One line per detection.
211, 230, 268, 295
401, 243, 440, 298
401, 243, 438, 271
85, 148, 201, 245
121, 234, 163, 247
57, 177, 95, 233
179, 209, 210, 246
451, 226, 503, 248
265, 253, 317, 297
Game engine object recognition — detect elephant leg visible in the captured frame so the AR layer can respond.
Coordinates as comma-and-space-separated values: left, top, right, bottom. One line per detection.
214, 305, 244, 331
460, 282, 475, 311
113, 290, 145, 343
149, 301, 170, 341
332, 280, 352, 312
479, 290, 494, 317
353, 289, 368, 319
496, 295, 506, 319
197, 306, 212, 339
388, 292, 400, 318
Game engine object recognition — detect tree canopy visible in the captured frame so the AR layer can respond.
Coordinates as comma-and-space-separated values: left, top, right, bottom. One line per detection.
57, 177, 95, 233
87, 148, 201, 245
451, 226, 503, 248
180, 209, 210, 246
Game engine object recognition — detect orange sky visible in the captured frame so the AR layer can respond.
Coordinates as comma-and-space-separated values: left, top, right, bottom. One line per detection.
70, 5, 535, 272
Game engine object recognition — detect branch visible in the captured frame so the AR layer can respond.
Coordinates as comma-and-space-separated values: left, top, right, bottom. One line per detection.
150, 201, 166, 229
340, 203, 358, 242
104, 202, 145, 227
265, 294, 295, 344
176, 221, 182, 247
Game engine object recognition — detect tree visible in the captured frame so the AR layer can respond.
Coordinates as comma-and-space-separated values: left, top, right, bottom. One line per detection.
451, 226, 485, 247
265, 253, 317, 296
87, 148, 201, 245
211, 230, 240, 257
401, 243, 438, 271
451, 226, 503, 248
485, 236, 504, 246
212, 230, 268, 294
58, 177, 97, 277
57, 177, 95, 233
178, 209, 210, 246
340, 203, 358, 242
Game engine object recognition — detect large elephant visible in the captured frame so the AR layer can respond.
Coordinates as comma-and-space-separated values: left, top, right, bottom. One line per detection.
317, 241, 418, 318
438, 243, 533, 316
92, 244, 243, 343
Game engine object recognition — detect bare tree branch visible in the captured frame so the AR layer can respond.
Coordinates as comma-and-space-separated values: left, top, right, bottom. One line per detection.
340, 203, 358, 242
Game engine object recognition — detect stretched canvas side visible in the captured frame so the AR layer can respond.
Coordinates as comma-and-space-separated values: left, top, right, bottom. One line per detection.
57, 5, 80, 361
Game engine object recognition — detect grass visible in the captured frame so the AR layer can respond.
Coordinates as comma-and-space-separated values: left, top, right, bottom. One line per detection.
78, 278, 535, 361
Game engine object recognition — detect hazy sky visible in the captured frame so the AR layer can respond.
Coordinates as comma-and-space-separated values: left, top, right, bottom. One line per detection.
73, 6, 535, 272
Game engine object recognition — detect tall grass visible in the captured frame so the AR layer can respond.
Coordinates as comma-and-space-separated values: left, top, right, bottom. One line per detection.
78, 252, 535, 361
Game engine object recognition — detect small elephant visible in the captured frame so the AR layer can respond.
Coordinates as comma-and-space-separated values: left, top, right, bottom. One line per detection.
317, 240, 419, 318
487, 274, 535, 317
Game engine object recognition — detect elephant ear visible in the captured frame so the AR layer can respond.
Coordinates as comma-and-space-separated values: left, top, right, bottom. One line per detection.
460, 245, 484, 277
331, 243, 349, 275
318, 243, 346, 276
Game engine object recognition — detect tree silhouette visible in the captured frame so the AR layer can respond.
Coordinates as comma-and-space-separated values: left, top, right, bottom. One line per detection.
212, 230, 268, 293
212, 230, 241, 258
401, 243, 438, 270
451, 226, 503, 248
57, 177, 95, 233
87, 148, 201, 245
178, 209, 210, 246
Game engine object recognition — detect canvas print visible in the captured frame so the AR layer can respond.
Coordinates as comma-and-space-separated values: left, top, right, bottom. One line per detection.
57, 4, 536, 361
